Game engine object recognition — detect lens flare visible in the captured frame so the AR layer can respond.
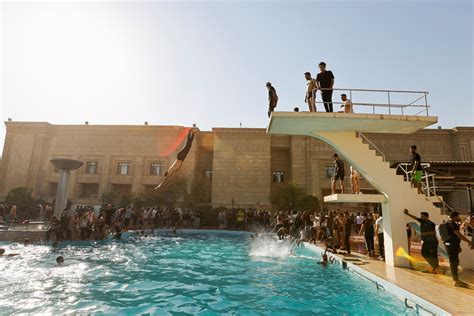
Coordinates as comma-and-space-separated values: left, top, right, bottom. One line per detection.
395, 247, 419, 263
160, 127, 191, 157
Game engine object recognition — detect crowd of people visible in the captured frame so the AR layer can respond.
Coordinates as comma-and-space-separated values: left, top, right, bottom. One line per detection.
45, 204, 206, 241
272, 206, 473, 287
0, 202, 54, 225
42, 204, 273, 242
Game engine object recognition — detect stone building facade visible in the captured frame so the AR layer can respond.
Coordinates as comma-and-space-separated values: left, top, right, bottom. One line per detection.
1, 121, 473, 211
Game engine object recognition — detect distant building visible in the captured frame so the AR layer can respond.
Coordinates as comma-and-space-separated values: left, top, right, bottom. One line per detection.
0, 121, 473, 212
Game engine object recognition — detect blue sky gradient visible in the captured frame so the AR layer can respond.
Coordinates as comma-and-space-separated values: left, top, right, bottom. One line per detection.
1, 0, 472, 152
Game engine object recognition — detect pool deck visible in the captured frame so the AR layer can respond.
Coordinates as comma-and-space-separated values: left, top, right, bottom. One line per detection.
308, 242, 474, 315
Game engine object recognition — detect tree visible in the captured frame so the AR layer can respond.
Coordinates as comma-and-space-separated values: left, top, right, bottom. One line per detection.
184, 177, 212, 208
5, 187, 35, 209
270, 182, 320, 211
135, 175, 188, 208
157, 175, 188, 207
102, 188, 121, 206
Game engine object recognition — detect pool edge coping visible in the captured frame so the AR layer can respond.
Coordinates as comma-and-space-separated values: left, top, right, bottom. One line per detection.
304, 242, 451, 316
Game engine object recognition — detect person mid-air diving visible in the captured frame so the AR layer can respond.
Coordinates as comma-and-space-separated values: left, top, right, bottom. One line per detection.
155, 128, 197, 190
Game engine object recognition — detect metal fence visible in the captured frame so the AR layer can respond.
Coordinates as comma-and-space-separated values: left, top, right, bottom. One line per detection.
314, 88, 430, 116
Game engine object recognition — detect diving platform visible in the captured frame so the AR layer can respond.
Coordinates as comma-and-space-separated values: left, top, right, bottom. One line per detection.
324, 193, 386, 204
266, 110, 470, 268
267, 112, 438, 135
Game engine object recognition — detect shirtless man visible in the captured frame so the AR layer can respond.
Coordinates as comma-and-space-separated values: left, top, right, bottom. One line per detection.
304, 72, 317, 112
155, 128, 198, 190
339, 94, 353, 113
350, 166, 360, 194
0, 248, 20, 257
10, 203, 17, 223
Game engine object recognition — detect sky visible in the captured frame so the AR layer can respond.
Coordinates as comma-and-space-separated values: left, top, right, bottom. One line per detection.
1, 0, 473, 153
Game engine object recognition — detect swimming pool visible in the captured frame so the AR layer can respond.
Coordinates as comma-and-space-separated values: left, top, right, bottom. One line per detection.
0, 230, 417, 315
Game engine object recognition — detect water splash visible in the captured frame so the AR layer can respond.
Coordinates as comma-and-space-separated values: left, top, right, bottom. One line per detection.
248, 234, 293, 259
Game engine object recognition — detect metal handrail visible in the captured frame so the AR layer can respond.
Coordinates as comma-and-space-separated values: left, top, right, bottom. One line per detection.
317, 101, 428, 108
310, 87, 430, 116
396, 163, 456, 214
358, 132, 386, 161
317, 87, 429, 94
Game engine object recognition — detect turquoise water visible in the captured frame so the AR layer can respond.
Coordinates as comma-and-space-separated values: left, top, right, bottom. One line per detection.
0, 231, 416, 315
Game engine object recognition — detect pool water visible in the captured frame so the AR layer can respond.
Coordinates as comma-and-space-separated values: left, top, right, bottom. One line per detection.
0, 231, 416, 315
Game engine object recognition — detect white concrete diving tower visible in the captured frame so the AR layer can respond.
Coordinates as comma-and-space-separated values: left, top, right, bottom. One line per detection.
267, 112, 450, 268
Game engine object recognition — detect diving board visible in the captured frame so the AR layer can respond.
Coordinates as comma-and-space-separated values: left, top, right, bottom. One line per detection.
267, 112, 438, 135
324, 193, 387, 204
266, 112, 462, 268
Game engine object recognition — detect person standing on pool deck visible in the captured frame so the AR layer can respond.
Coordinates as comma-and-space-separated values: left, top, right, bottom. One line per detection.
444, 211, 473, 287
155, 128, 197, 190
359, 213, 375, 257
403, 209, 439, 273
410, 145, 423, 194
266, 82, 278, 117
316, 62, 335, 112
375, 214, 385, 260
304, 72, 317, 112
331, 153, 345, 194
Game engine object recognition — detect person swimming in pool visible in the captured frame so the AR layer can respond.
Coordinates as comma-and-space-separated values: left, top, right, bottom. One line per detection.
155, 128, 198, 190
56, 256, 64, 265
318, 250, 329, 266
0, 248, 20, 257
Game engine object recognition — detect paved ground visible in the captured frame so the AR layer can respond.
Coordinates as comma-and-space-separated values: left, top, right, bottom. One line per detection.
349, 235, 474, 285
322, 236, 474, 315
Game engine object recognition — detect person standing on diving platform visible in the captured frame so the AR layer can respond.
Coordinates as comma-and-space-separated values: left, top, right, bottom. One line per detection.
155, 128, 197, 190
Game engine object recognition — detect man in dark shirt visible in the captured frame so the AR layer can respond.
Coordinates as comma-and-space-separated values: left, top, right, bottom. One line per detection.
266, 82, 278, 117
60, 208, 71, 240
359, 214, 375, 257
409, 145, 423, 194
445, 211, 473, 287
404, 209, 439, 273
327, 211, 335, 237
104, 203, 115, 226
331, 153, 345, 194
316, 62, 335, 112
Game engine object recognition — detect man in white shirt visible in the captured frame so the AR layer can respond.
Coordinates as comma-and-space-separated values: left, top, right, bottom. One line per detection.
355, 213, 363, 234
375, 215, 385, 260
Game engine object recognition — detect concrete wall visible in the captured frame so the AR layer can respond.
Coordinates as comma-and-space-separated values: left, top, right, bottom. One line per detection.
211, 128, 271, 208
1, 121, 473, 210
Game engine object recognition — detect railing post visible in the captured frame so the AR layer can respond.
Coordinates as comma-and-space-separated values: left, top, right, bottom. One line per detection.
387, 91, 391, 115
425, 172, 430, 197
424, 92, 429, 116
349, 89, 353, 110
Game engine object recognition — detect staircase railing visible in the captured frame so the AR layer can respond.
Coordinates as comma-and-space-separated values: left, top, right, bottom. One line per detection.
358, 132, 386, 161
396, 163, 456, 215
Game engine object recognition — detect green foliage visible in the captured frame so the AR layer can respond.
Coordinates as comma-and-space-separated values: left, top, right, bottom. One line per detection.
197, 204, 218, 227
102, 189, 121, 206
5, 187, 35, 208
184, 177, 212, 208
119, 195, 134, 208
270, 182, 320, 211
102, 176, 188, 209
133, 176, 188, 208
